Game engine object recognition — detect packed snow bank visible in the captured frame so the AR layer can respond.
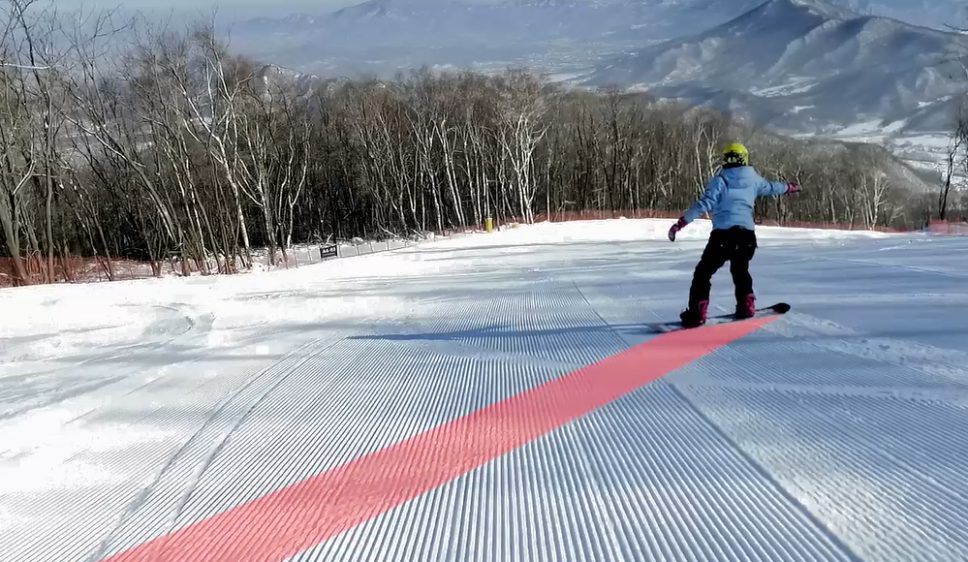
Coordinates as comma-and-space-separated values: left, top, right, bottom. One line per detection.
2, 216, 967, 562
0, 218, 914, 370
0, 261, 414, 371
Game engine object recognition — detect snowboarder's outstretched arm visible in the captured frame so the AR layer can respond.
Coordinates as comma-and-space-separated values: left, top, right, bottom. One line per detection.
669, 176, 725, 241
756, 174, 800, 197
683, 176, 726, 225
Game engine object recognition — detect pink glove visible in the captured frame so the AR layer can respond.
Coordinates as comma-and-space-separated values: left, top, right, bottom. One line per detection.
787, 182, 801, 193
668, 217, 687, 242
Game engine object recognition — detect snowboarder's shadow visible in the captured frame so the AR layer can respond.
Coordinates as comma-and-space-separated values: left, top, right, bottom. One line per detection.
348, 322, 666, 342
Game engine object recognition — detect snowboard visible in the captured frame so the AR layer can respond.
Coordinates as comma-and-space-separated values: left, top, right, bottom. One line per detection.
649, 302, 791, 333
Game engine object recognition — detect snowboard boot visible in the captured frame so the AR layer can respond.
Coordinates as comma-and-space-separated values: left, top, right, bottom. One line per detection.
680, 300, 709, 328
735, 294, 756, 319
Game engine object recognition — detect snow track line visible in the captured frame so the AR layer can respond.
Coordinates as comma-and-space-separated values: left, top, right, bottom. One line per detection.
764, 313, 968, 388
0, 302, 423, 562
570, 279, 648, 347
306, 375, 864, 562
664, 383, 864, 562
674, 378, 968, 404
674, 320, 968, 562
812, 255, 968, 280
94, 316, 778, 562
689, 385, 968, 562
0, 303, 213, 422
363, 276, 631, 370
84, 331, 360, 562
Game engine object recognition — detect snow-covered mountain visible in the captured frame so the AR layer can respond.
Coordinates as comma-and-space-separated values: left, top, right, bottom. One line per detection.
234, 0, 960, 40
255, 64, 321, 97
228, 0, 964, 85
229, 0, 766, 76
237, 0, 736, 43
582, 0, 968, 136
838, 0, 965, 29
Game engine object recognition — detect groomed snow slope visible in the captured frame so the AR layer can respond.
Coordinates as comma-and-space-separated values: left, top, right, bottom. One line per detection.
2, 218, 967, 562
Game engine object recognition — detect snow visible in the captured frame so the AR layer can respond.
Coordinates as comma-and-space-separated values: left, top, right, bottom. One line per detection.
881, 119, 908, 134
805, 125, 952, 174
544, 70, 591, 83
820, 119, 911, 147
895, 133, 953, 150
835, 119, 890, 136
2, 218, 967, 562
750, 76, 818, 97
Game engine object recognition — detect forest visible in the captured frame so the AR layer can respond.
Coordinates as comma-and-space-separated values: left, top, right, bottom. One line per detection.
1, 0, 962, 286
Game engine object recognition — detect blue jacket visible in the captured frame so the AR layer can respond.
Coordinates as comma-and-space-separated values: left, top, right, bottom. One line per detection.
682, 165, 791, 231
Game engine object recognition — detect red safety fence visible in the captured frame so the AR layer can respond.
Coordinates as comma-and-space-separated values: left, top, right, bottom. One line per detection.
530, 209, 682, 223
928, 219, 968, 235
510, 209, 911, 233
0, 213, 957, 288
0, 254, 214, 288
752, 218, 909, 233
0, 228, 483, 288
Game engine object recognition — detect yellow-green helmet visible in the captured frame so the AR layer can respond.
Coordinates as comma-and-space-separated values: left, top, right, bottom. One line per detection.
723, 142, 749, 167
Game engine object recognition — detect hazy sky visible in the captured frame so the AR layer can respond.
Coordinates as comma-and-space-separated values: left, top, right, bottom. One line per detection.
53, 0, 505, 24
54, 0, 359, 19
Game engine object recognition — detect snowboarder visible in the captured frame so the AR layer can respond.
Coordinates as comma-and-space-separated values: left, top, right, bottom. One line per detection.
667, 142, 800, 328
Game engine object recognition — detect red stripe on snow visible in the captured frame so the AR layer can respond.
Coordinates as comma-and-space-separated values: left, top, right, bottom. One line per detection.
98, 316, 778, 562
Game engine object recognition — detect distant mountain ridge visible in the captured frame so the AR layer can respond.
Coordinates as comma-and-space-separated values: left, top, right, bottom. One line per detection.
235, 0, 959, 35
229, 0, 962, 85
581, 0, 968, 135
234, 0, 766, 45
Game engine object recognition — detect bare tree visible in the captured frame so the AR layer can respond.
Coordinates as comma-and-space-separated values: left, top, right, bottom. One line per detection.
0, 0, 58, 284
0, 10, 932, 286
940, 102, 968, 220
496, 68, 550, 224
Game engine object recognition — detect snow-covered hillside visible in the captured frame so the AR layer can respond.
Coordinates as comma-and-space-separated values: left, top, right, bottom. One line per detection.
2, 218, 968, 562
582, 0, 968, 139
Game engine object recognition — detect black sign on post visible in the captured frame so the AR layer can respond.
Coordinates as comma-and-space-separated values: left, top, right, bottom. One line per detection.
320, 244, 338, 260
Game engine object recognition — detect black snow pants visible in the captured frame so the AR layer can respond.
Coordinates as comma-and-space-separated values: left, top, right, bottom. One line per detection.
688, 226, 758, 308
